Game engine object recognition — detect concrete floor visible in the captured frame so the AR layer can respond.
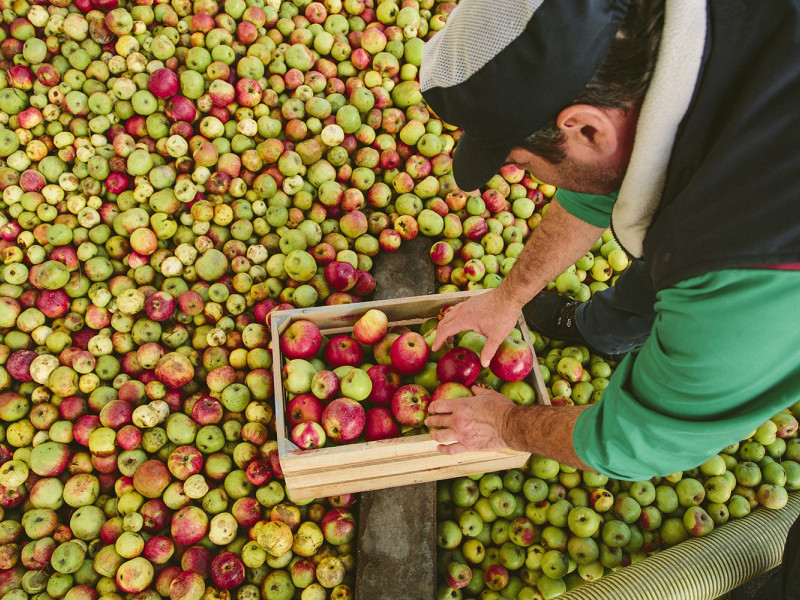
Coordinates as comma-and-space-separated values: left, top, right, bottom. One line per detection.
355, 236, 439, 600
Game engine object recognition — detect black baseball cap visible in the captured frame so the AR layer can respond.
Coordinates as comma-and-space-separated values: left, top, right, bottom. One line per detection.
420, 0, 631, 192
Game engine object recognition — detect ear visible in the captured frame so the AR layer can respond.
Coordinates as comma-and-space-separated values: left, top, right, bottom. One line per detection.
556, 104, 624, 161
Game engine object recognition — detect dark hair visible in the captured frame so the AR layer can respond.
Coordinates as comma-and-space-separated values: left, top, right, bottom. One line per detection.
518, 0, 666, 163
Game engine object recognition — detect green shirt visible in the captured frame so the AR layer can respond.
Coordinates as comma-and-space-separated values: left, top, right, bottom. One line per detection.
555, 190, 800, 480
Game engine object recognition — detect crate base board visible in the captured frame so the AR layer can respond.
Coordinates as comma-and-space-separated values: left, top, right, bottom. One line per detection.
283, 450, 530, 501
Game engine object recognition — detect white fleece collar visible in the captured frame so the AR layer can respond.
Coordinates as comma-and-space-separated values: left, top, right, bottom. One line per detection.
611, 0, 708, 258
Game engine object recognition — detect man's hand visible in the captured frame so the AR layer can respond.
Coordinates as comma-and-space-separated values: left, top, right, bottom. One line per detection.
426, 385, 594, 470
425, 386, 516, 454
432, 289, 523, 367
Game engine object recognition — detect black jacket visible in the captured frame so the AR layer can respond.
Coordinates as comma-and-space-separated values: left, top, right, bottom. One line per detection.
615, 0, 800, 289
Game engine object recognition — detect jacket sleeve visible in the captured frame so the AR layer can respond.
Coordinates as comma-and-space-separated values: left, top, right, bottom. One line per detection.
572, 268, 800, 481
554, 189, 617, 228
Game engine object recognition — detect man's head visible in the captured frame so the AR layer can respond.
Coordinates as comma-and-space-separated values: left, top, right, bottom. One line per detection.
420, 0, 664, 194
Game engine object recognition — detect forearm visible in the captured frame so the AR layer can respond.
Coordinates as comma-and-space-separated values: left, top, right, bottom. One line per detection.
503, 404, 592, 470
498, 199, 605, 309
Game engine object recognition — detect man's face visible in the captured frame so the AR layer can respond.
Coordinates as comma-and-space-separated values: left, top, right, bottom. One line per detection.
504, 147, 628, 195
503, 104, 638, 195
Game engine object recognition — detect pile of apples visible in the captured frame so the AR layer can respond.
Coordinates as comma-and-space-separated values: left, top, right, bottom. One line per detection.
0, 0, 774, 598
279, 306, 536, 449
434, 339, 800, 600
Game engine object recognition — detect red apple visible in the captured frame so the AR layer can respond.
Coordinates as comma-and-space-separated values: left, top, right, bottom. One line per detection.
373, 332, 400, 365
279, 320, 323, 360
351, 270, 377, 296
431, 382, 473, 403
364, 407, 401, 441
389, 332, 430, 375
291, 421, 327, 449
436, 347, 482, 386
312, 242, 337, 265
321, 398, 365, 443
489, 336, 534, 382
181, 545, 212, 576
366, 364, 402, 405
378, 228, 402, 252
324, 334, 363, 368
133, 460, 172, 499
245, 459, 272, 486
352, 309, 389, 345
321, 508, 356, 545
310, 369, 340, 401
141, 499, 170, 532
148, 68, 179, 99
167, 445, 204, 481
324, 261, 357, 291
391, 384, 431, 427
210, 552, 245, 589
285, 393, 324, 429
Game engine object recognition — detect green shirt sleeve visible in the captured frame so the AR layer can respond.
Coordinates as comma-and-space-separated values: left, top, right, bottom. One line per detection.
554, 189, 618, 228
572, 268, 800, 481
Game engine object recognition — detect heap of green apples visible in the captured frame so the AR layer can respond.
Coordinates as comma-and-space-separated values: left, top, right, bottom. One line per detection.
435, 340, 800, 599
548, 230, 631, 304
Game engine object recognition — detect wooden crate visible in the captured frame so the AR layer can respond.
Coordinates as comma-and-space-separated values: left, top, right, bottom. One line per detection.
270, 289, 550, 500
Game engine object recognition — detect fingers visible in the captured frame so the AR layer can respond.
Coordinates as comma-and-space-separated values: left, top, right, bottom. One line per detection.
470, 385, 493, 396
437, 442, 468, 455
479, 334, 502, 368
429, 427, 459, 444
432, 306, 465, 351
424, 413, 449, 428
427, 398, 453, 415
430, 329, 449, 352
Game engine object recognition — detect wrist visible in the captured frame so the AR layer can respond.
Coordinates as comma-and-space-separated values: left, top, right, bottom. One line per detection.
499, 402, 521, 449
496, 281, 530, 313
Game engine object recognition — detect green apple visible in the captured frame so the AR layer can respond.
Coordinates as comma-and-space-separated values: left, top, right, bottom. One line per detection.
499, 541, 526, 571
546, 499, 572, 528
655, 485, 679, 514
613, 496, 641, 524
451, 478, 480, 508
479, 474, 504, 498
628, 480, 656, 506
488, 490, 517, 518
577, 560, 604, 582
675, 477, 705, 507
660, 517, 689, 546
490, 519, 509, 545
437, 521, 463, 550
601, 520, 631, 548
530, 456, 560, 480
523, 478, 549, 503
525, 545, 546, 570
683, 506, 714, 536
458, 509, 484, 538
462, 539, 486, 564
567, 506, 600, 538
567, 535, 599, 566
503, 470, 526, 494
539, 526, 568, 552
704, 475, 733, 504
339, 368, 372, 401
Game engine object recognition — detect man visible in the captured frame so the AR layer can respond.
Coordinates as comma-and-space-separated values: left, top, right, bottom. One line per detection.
420, 0, 800, 486
421, 1, 800, 593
